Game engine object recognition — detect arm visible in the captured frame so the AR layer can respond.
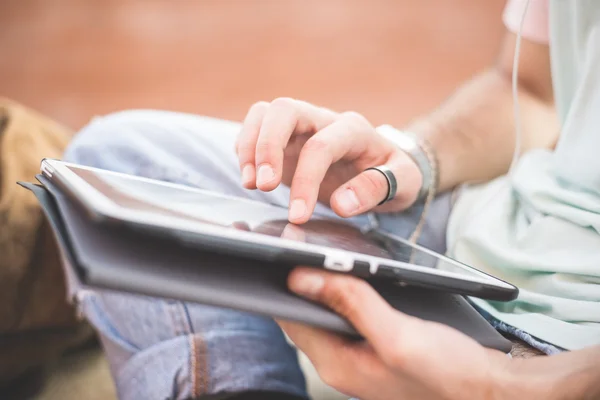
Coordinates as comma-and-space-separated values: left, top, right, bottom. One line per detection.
407, 31, 559, 192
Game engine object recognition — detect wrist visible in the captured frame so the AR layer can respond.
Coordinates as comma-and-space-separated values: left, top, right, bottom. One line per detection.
494, 365, 555, 400
483, 352, 552, 400
494, 348, 600, 400
404, 115, 464, 193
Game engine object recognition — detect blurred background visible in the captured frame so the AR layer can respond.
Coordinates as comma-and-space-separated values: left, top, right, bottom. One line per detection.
2, 0, 505, 131
1, 1, 505, 399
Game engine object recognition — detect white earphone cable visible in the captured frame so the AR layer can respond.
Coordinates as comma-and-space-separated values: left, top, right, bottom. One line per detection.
450, 0, 530, 241
509, 0, 530, 176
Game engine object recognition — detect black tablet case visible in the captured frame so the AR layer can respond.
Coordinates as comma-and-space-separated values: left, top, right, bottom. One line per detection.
21, 177, 512, 353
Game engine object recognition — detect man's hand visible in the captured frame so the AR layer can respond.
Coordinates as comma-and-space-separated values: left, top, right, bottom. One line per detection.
278, 268, 600, 400
278, 268, 509, 399
235, 98, 422, 223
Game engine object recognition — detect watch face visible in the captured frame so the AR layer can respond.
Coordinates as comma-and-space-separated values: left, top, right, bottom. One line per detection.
376, 125, 418, 151
393, 133, 418, 150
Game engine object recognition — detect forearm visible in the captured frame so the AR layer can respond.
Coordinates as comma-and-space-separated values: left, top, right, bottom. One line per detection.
501, 345, 600, 400
407, 68, 558, 192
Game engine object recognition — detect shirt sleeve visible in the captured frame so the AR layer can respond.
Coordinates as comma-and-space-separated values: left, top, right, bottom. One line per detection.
503, 0, 549, 44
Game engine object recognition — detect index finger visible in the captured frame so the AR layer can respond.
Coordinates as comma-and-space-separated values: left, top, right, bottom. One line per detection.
287, 118, 366, 224
277, 319, 381, 394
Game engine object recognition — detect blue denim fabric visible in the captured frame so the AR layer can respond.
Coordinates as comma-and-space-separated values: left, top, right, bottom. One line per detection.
63, 110, 557, 400
472, 304, 562, 355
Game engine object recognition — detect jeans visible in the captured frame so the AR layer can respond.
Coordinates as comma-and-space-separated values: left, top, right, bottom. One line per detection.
63, 110, 557, 400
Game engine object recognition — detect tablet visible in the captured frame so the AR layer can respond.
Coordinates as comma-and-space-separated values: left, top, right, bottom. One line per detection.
41, 159, 518, 301
21, 179, 513, 352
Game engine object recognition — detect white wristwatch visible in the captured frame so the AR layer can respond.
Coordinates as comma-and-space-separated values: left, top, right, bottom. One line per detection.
375, 124, 436, 202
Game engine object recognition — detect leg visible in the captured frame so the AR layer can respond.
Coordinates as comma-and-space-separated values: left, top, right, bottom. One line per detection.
63, 109, 472, 399
65, 110, 319, 400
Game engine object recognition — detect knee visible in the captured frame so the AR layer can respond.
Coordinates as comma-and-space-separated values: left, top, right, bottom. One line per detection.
64, 109, 207, 177
64, 110, 239, 174
64, 110, 159, 170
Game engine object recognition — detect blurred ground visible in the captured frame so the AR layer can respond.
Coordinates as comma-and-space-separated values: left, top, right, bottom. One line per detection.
1, 1, 506, 399
1, 0, 505, 131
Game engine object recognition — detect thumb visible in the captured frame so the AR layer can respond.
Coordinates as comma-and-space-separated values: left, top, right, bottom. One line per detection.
330, 154, 422, 217
288, 268, 416, 354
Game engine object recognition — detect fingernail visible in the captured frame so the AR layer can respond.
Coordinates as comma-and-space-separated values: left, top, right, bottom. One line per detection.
336, 188, 360, 214
289, 199, 306, 221
257, 164, 275, 186
242, 165, 254, 185
290, 271, 324, 298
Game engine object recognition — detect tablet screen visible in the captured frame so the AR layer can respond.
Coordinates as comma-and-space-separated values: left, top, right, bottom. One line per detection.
62, 164, 501, 284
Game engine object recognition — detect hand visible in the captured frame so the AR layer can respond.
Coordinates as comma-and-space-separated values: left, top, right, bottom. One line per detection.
278, 268, 512, 400
235, 98, 423, 223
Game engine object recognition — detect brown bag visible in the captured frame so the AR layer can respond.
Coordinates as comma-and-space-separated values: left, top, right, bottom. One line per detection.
0, 98, 94, 389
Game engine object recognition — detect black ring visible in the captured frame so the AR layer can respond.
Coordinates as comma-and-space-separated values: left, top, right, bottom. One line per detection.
364, 165, 397, 205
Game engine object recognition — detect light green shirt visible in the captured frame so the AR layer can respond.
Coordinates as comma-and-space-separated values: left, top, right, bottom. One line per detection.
447, 1, 600, 350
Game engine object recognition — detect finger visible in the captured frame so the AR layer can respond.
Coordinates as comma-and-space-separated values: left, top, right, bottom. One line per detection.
277, 319, 381, 394
287, 117, 368, 223
331, 169, 389, 217
287, 268, 420, 359
236, 101, 269, 189
255, 98, 336, 192
331, 153, 422, 216
277, 319, 350, 366
281, 223, 307, 242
